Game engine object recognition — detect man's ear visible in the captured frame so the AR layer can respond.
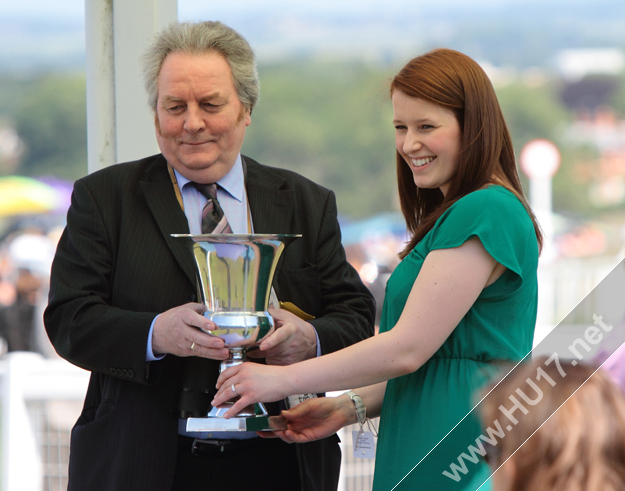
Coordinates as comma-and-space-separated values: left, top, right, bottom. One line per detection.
154, 112, 161, 134
239, 105, 252, 126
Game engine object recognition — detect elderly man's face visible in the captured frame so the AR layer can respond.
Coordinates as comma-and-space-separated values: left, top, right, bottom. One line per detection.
154, 51, 251, 183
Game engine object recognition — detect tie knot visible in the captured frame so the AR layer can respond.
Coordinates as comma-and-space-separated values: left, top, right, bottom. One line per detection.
193, 182, 218, 200
192, 182, 232, 234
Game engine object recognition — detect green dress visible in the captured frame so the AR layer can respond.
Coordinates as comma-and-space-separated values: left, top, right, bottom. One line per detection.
372, 186, 538, 490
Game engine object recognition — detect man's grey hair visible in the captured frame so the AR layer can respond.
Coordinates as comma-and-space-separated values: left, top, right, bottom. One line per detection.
141, 21, 259, 113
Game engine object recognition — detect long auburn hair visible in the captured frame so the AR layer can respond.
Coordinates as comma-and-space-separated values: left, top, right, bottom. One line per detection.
481, 358, 625, 491
391, 49, 542, 258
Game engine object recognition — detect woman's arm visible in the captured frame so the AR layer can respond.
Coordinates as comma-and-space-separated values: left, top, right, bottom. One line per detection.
213, 237, 500, 416
353, 380, 387, 420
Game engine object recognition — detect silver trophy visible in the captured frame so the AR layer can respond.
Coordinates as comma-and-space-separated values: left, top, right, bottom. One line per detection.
172, 233, 300, 432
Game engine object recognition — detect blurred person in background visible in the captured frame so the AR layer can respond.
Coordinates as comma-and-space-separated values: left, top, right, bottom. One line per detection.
0, 252, 16, 308
212, 48, 543, 490
0, 267, 41, 352
0, 230, 54, 355
0, 249, 15, 356
480, 358, 625, 491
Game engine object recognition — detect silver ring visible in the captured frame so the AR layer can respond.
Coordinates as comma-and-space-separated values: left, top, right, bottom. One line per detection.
231, 384, 238, 396
190, 342, 196, 351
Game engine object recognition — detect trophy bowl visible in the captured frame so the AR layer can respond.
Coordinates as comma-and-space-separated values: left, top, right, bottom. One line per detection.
172, 233, 301, 431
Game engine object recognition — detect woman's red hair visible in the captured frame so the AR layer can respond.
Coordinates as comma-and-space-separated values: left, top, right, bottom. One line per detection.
391, 48, 542, 258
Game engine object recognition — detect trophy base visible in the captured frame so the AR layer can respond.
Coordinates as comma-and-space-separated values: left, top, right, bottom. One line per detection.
187, 411, 287, 432
186, 401, 287, 432
207, 401, 267, 418
186, 415, 285, 432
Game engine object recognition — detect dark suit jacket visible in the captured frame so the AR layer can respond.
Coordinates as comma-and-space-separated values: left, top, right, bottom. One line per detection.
44, 154, 375, 491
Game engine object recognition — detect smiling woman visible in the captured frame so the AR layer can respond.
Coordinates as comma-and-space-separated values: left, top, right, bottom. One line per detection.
211, 48, 543, 491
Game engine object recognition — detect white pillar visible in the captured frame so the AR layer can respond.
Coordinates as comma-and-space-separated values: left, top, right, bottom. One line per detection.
520, 139, 561, 264
85, 0, 178, 174
529, 176, 555, 258
0, 353, 43, 491
86, 0, 116, 174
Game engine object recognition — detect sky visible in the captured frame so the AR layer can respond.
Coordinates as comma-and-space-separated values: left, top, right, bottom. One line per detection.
1, 0, 83, 20
1, 0, 623, 71
0, 0, 593, 21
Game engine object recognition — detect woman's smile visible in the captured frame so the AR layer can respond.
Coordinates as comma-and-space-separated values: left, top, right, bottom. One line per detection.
410, 156, 436, 169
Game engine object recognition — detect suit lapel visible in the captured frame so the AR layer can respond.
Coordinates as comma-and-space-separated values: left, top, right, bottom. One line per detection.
243, 157, 297, 299
244, 156, 294, 234
140, 156, 197, 287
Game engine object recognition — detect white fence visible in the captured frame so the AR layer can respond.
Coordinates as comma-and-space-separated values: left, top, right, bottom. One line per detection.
534, 254, 624, 346
0, 353, 88, 491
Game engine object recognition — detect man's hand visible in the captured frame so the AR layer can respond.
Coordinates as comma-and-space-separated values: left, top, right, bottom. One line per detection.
247, 308, 317, 365
152, 303, 229, 360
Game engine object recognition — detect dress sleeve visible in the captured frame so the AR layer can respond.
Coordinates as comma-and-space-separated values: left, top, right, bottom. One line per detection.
424, 187, 537, 295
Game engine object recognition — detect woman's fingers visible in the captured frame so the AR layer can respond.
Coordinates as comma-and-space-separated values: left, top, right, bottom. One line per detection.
215, 365, 240, 390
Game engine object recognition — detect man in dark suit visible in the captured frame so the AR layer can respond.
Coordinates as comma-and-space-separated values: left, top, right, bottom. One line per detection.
44, 20, 375, 491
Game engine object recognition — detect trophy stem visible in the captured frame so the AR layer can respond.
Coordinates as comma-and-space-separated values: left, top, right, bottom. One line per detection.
220, 347, 245, 373
213, 346, 269, 419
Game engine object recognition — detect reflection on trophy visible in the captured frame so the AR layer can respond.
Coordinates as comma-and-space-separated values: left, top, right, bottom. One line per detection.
172, 233, 300, 432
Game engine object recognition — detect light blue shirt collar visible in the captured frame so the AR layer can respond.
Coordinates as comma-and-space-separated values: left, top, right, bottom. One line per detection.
173, 154, 245, 202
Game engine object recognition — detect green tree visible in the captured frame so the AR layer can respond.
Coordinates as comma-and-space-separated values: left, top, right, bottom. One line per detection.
495, 81, 593, 214
609, 70, 625, 118
0, 75, 34, 115
496, 81, 570, 152
243, 62, 397, 219
14, 73, 87, 180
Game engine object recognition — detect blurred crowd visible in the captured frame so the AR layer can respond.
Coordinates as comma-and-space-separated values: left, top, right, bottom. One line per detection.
0, 173, 71, 358
0, 223, 61, 358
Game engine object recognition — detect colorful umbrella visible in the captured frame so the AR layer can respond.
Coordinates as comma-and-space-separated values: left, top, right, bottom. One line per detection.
0, 175, 63, 217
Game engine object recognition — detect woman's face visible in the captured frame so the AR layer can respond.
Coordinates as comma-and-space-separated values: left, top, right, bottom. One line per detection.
392, 91, 462, 197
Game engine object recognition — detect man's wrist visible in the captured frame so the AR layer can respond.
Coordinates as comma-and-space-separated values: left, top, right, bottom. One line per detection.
147, 315, 166, 361
305, 321, 320, 359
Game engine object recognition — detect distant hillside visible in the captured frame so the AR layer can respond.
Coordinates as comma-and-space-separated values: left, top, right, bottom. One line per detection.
2, 0, 625, 71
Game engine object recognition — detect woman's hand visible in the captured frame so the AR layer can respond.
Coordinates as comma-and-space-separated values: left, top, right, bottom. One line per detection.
276, 394, 357, 443
212, 362, 293, 418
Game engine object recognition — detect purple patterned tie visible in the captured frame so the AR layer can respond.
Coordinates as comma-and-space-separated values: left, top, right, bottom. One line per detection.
194, 183, 233, 234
